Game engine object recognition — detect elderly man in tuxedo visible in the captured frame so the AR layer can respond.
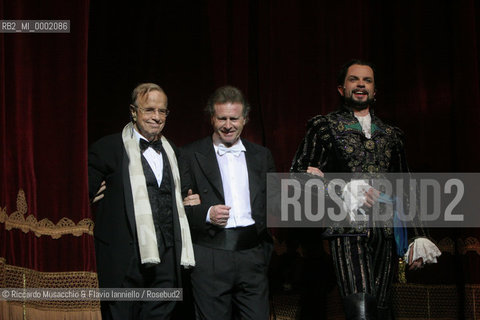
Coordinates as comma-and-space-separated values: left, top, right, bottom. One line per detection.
181, 86, 275, 320
88, 83, 195, 320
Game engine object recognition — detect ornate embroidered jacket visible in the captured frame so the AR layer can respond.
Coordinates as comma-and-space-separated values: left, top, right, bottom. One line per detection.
291, 105, 425, 240
291, 106, 408, 174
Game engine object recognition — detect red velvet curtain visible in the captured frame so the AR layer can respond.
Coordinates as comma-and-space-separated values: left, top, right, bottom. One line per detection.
0, 0, 93, 274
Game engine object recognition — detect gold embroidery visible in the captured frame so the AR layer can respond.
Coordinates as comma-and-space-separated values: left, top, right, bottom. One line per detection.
377, 138, 386, 147
398, 258, 406, 284
365, 140, 375, 151
0, 189, 94, 239
0, 257, 100, 311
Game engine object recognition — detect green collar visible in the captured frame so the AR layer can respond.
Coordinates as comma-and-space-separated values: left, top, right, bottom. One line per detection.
345, 122, 380, 133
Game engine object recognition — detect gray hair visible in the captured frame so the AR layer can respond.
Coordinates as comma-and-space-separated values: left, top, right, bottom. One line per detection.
131, 83, 167, 107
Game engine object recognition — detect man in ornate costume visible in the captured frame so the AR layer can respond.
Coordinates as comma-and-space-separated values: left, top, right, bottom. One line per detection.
291, 60, 441, 319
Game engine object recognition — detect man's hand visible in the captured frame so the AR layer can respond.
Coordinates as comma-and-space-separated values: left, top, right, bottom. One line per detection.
408, 248, 424, 270
183, 189, 201, 206
363, 187, 380, 208
91, 181, 106, 204
209, 204, 231, 227
306, 166, 324, 177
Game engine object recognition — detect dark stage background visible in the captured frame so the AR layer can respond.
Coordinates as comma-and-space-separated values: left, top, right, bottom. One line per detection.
1, 0, 480, 318
88, 0, 480, 173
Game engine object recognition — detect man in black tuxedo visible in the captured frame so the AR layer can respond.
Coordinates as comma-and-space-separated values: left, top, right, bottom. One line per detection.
88, 83, 195, 320
181, 86, 275, 320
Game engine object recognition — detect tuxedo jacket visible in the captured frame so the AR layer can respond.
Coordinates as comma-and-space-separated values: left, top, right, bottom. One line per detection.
180, 136, 275, 247
88, 133, 186, 288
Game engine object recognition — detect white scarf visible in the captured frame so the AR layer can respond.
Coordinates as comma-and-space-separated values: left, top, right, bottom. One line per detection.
122, 123, 195, 267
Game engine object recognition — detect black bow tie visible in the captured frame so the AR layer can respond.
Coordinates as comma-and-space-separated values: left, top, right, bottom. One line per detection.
140, 139, 163, 153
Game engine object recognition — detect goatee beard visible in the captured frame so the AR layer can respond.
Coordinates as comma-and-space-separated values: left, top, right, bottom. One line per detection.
343, 96, 374, 111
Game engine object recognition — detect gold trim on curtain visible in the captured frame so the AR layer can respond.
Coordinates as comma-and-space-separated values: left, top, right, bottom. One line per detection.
0, 257, 101, 319
458, 237, 480, 255
0, 189, 94, 239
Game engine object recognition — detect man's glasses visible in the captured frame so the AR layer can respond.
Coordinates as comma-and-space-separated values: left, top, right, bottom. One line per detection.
132, 105, 170, 117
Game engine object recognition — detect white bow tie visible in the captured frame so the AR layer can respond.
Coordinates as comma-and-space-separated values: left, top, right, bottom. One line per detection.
217, 143, 245, 157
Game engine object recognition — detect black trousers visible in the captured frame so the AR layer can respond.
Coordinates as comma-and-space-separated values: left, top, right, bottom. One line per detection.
190, 244, 269, 320
101, 246, 177, 320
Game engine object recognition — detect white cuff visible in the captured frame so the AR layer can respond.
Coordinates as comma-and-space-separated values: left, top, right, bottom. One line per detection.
404, 238, 442, 264
206, 206, 212, 223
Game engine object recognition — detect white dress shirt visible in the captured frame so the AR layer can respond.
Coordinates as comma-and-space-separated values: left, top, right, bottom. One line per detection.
206, 139, 255, 228
133, 129, 163, 187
